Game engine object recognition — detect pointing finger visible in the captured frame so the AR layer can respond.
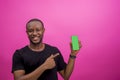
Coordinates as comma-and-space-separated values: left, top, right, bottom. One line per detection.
53, 53, 59, 58
49, 53, 59, 59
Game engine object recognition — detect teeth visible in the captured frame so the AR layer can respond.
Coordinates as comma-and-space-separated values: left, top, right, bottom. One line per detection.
33, 37, 38, 40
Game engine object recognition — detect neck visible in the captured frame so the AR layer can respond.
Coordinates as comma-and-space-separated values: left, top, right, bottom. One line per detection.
29, 43, 45, 51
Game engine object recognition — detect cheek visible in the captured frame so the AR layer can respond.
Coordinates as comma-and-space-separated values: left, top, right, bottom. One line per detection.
38, 32, 43, 36
27, 33, 32, 38
27, 33, 30, 36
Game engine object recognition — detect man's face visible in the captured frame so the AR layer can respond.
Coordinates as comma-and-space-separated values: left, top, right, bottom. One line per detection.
26, 21, 45, 45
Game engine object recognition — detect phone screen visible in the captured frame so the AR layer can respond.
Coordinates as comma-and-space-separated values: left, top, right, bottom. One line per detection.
71, 36, 79, 50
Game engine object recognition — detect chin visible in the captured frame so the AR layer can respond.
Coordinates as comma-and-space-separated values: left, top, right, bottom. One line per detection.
33, 41, 41, 44
30, 40, 42, 45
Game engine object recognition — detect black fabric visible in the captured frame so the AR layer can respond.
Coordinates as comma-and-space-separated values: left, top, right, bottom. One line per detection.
12, 44, 66, 80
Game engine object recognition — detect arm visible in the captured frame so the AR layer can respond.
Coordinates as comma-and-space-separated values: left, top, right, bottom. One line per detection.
13, 53, 59, 80
59, 41, 82, 80
14, 64, 46, 80
59, 57, 75, 80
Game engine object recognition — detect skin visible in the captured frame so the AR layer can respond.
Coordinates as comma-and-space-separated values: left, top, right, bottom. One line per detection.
13, 21, 82, 80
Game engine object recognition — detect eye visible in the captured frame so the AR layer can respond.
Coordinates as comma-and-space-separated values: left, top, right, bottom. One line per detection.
36, 29, 41, 32
36, 28, 43, 33
27, 29, 33, 33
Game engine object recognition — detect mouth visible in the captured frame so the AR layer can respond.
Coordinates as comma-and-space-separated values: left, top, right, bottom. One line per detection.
32, 36, 39, 41
29, 35, 43, 44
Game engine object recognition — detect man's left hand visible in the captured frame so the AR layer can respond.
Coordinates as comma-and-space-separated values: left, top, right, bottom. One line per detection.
70, 40, 82, 56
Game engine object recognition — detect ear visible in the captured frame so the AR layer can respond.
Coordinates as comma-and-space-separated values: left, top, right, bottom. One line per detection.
43, 28, 45, 33
26, 30, 29, 35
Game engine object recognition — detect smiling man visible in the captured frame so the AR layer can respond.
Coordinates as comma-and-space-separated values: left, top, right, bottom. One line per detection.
12, 18, 82, 80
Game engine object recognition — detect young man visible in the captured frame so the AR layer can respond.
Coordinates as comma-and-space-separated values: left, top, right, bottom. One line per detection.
12, 18, 82, 80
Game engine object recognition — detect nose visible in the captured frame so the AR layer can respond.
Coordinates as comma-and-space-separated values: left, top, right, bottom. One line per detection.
33, 30, 37, 35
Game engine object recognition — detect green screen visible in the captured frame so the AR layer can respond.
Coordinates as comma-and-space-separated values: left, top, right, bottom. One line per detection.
72, 36, 79, 50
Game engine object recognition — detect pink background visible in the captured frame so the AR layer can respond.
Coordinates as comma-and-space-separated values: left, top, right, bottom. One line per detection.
0, 0, 120, 80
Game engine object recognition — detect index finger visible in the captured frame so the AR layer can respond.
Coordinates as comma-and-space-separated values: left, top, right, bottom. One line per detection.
52, 53, 59, 59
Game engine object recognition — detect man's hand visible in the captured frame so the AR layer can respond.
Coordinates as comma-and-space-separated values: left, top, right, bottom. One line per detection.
70, 40, 82, 56
43, 53, 59, 69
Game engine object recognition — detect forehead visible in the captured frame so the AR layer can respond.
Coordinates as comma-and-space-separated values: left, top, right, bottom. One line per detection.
27, 21, 43, 29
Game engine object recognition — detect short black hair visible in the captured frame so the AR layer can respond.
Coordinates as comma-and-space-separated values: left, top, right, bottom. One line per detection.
26, 18, 44, 29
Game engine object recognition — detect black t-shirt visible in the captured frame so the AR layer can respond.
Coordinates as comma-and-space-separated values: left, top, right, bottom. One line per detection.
12, 44, 66, 80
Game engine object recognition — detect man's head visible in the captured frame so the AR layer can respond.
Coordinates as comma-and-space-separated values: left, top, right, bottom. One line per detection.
26, 18, 45, 45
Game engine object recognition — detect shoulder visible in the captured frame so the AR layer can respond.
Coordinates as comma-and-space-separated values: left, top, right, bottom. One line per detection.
45, 43, 59, 50
13, 46, 28, 56
44, 43, 61, 54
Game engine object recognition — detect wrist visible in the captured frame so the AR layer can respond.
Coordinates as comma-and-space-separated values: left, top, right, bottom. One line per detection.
69, 54, 76, 59
70, 53, 76, 56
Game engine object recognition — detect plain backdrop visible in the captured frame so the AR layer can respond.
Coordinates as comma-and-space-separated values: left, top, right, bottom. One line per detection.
0, 0, 120, 80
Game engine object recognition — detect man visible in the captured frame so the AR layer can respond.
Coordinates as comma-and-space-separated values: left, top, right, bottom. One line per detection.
12, 18, 82, 80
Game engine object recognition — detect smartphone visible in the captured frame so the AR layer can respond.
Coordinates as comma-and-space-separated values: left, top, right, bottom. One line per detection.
71, 36, 79, 50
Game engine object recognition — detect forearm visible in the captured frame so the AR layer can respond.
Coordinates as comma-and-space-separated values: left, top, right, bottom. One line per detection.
64, 56, 76, 80
16, 64, 47, 80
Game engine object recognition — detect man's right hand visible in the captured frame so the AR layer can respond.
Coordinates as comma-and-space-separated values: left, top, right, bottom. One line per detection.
43, 53, 59, 69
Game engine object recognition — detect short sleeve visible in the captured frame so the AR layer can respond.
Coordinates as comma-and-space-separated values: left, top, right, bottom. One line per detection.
11, 50, 25, 73
55, 48, 67, 71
